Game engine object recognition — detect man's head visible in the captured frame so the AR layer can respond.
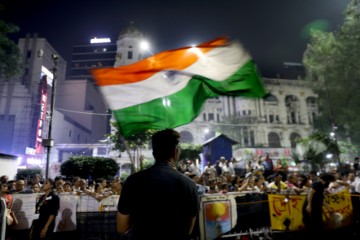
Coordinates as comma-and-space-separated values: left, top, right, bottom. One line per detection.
348, 172, 356, 182
33, 174, 41, 184
274, 173, 282, 182
1, 175, 9, 184
73, 176, 80, 187
16, 179, 26, 192
319, 173, 336, 186
111, 178, 122, 195
152, 129, 180, 163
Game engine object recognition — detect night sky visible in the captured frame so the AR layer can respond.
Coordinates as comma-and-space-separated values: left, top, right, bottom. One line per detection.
2, 0, 350, 77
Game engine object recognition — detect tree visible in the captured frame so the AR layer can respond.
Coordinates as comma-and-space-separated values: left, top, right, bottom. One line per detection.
108, 122, 155, 172
16, 168, 42, 180
303, 0, 360, 146
60, 156, 119, 180
0, 5, 23, 80
292, 132, 340, 172
179, 143, 203, 161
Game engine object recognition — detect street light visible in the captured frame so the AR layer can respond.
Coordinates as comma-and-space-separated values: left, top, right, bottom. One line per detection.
139, 40, 153, 55
43, 54, 59, 178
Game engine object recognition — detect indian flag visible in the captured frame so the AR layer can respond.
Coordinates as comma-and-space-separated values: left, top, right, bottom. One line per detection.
92, 37, 266, 137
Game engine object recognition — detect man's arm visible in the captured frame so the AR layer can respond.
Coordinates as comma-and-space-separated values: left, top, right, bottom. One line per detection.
40, 215, 56, 238
188, 216, 197, 235
116, 212, 131, 234
306, 188, 316, 213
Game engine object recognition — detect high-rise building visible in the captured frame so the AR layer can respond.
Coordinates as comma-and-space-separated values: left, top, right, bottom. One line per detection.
69, 37, 117, 81
0, 33, 66, 157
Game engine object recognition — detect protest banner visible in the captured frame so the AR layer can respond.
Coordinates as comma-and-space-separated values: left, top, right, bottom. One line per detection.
199, 193, 241, 240
268, 190, 353, 231
268, 194, 306, 231
55, 194, 79, 232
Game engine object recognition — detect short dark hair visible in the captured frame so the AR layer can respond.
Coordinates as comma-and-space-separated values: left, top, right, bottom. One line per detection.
152, 129, 180, 162
45, 178, 55, 188
319, 173, 335, 182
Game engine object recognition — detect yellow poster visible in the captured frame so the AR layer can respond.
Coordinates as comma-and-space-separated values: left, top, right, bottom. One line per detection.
268, 190, 353, 231
268, 194, 306, 231
323, 189, 353, 229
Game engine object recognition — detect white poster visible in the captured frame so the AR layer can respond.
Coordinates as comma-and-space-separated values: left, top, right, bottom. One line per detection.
55, 194, 79, 232
11, 193, 41, 230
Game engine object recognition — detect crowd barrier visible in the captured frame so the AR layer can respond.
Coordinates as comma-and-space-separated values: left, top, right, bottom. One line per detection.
1, 190, 360, 240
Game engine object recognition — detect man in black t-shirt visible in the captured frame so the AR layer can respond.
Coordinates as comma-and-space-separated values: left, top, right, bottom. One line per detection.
302, 173, 335, 233
117, 129, 199, 240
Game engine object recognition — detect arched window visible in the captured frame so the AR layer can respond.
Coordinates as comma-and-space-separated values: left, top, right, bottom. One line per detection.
285, 95, 299, 124
290, 132, 301, 148
264, 94, 278, 103
306, 97, 318, 124
180, 131, 194, 143
268, 132, 281, 148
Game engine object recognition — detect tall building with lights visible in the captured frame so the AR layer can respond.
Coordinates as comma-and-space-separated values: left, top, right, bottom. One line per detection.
0, 34, 66, 158
69, 37, 117, 81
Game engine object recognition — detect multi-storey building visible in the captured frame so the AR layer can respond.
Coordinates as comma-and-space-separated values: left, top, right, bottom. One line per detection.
0, 33, 66, 157
69, 38, 117, 81
177, 77, 317, 150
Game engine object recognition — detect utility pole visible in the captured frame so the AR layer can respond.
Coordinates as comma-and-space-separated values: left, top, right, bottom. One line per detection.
43, 54, 59, 179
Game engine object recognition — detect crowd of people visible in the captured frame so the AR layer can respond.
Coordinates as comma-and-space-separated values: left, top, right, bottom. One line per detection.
0, 174, 123, 239
1, 149, 359, 239
175, 154, 355, 196
0, 174, 122, 198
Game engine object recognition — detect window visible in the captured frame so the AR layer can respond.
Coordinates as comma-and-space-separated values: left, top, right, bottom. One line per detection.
291, 112, 296, 124
180, 131, 194, 143
269, 115, 274, 123
268, 132, 281, 148
97, 147, 107, 155
264, 94, 278, 102
203, 113, 206, 121
77, 134, 80, 142
250, 131, 255, 146
208, 113, 214, 121
290, 133, 301, 148
128, 51, 133, 59
69, 130, 72, 138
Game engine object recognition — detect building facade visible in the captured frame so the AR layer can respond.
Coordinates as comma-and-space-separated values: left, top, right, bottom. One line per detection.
177, 78, 318, 149
0, 34, 67, 157
69, 38, 117, 81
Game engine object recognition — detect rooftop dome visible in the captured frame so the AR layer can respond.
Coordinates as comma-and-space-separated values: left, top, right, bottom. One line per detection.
118, 22, 143, 40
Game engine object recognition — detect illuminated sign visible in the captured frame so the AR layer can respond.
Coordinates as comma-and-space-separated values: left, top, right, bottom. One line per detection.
41, 66, 54, 86
25, 147, 36, 155
90, 37, 111, 44
35, 76, 48, 154
27, 157, 42, 165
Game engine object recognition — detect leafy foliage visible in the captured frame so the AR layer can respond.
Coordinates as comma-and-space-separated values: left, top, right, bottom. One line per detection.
292, 132, 340, 171
179, 143, 203, 161
16, 168, 42, 180
0, 6, 23, 79
108, 122, 156, 172
139, 158, 155, 171
303, 0, 360, 145
60, 156, 119, 180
